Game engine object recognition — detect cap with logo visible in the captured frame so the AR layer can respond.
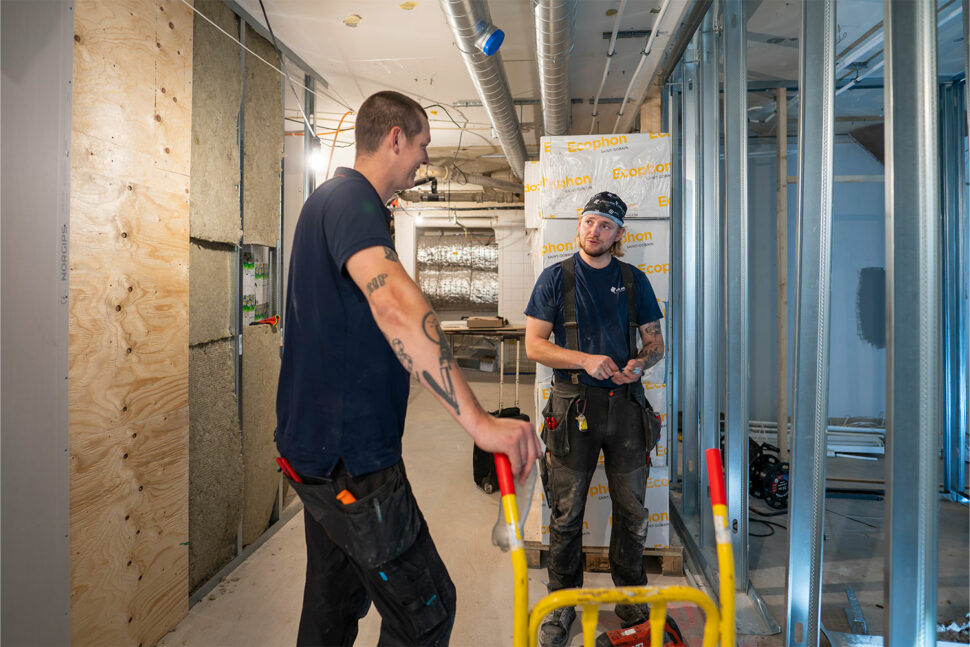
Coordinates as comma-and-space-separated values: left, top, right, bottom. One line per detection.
581, 191, 627, 228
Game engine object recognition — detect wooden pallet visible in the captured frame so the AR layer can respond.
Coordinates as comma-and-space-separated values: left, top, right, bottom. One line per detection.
523, 541, 684, 577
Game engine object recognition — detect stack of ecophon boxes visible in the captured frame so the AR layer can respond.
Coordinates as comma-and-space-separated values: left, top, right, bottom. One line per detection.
523, 132, 672, 550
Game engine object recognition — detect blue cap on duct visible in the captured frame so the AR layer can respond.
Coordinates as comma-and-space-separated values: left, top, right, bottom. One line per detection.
581, 191, 627, 227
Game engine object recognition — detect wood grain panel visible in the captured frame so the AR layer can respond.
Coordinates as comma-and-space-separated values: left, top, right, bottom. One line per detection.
70, 407, 188, 647
70, 0, 192, 644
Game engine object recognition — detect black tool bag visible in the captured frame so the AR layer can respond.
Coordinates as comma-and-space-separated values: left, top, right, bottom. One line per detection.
473, 336, 530, 493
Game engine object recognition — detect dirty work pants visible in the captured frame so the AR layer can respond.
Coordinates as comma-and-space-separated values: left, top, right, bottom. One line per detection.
286, 460, 456, 646
541, 383, 650, 592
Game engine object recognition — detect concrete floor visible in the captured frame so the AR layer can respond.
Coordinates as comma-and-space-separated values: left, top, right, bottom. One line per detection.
159, 375, 969, 646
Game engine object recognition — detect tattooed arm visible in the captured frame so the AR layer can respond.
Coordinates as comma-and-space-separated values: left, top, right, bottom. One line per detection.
345, 245, 541, 481
612, 320, 665, 384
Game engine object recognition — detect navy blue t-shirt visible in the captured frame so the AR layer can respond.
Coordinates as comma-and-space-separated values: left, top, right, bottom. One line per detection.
525, 253, 663, 388
275, 167, 410, 478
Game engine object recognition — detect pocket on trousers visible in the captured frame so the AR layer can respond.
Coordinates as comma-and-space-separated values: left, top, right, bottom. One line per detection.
342, 469, 422, 569
540, 391, 578, 457
383, 556, 448, 638
639, 401, 662, 452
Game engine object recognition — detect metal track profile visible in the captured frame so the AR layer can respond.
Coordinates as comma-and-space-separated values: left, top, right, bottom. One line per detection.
883, 0, 941, 643
785, 0, 836, 644
697, 9, 719, 552
679, 38, 701, 519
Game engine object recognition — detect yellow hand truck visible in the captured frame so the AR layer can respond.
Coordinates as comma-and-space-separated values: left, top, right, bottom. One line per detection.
493, 448, 736, 647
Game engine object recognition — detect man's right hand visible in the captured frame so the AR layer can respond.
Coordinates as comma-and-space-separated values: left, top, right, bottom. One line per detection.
581, 354, 620, 381
471, 414, 541, 485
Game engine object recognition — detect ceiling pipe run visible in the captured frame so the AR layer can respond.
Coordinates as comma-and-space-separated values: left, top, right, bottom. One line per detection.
534, 0, 576, 136
439, 0, 528, 181
418, 163, 524, 194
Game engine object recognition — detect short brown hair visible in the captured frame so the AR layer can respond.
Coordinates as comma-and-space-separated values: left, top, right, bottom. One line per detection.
354, 91, 428, 156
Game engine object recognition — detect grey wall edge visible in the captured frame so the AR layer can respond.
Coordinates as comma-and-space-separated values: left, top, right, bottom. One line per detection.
0, 1, 74, 644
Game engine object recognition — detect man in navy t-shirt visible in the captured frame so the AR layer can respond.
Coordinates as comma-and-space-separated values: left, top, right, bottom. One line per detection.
276, 90, 540, 646
525, 192, 664, 647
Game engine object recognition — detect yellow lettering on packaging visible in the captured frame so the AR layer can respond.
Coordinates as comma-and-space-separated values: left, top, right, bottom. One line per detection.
658, 195, 670, 208
541, 241, 575, 255
621, 231, 654, 244
611, 162, 671, 179
636, 262, 670, 275
566, 134, 629, 153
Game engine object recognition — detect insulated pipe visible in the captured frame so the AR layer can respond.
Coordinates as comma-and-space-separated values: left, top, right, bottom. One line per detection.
534, 0, 575, 136
418, 163, 524, 193
439, 0, 528, 180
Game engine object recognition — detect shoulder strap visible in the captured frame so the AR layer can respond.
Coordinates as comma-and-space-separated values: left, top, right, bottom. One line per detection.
619, 262, 638, 359
560, 257, 582, 384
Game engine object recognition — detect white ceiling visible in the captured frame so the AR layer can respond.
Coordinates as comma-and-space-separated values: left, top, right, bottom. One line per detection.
231, 0, 966, 175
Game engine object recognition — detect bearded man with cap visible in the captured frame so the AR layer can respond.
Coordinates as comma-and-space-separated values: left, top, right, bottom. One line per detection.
524, 191, 665, 647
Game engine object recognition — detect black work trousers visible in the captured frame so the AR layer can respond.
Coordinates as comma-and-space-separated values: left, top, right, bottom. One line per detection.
540, 382, 650, 592
286, 460, 456, 646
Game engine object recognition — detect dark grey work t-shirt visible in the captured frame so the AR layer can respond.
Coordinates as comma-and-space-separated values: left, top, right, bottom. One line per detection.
275, 167, 409, 478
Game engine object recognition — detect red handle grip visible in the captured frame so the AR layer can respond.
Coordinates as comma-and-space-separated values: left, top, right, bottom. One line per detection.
494, 453, 515, 497
705, 448, 726, 506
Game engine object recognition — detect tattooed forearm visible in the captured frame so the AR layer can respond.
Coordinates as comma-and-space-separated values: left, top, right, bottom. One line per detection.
390, 338, 413, 373
419, 311, 460, 415
366, 273, 388, 295
637, 321, 665, 369
383, 246, 399, 262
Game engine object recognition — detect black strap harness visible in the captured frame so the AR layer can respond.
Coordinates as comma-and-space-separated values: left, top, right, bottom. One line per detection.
560, 256, 638, 384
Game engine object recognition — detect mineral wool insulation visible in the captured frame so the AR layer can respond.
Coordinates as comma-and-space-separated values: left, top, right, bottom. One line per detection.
189, 339, 242, 590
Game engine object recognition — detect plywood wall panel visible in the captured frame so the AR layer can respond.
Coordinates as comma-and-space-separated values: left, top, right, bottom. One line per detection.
190, 0, 242, 244
70, 0, 192, 644
70, 407, 188, 647
241, 325, 281, 544
242, 24, 282, 246
188, 340, 242, 590
189, 244, 232, 345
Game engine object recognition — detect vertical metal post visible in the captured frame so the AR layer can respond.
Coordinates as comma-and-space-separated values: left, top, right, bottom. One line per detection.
942, 83, 967, 500
776, 88, 790, 463
698, 9, 720, 551
785, 0, 835, 644
303, 74, 315, 201
680, 37, 701, 518
722, 0, 749, 586
666, 77, 682, 484
883, 0, 941, 643
234, 15, 246, 425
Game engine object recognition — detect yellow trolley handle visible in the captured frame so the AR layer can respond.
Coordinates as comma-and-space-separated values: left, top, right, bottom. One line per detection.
494, 454, 530, 646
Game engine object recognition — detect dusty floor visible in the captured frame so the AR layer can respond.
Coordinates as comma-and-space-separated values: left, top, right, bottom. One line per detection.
159, 375, 969, 646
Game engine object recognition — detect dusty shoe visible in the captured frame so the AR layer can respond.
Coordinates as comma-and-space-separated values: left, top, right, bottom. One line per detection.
614, 602, 651, 628
538, 606, 576, 647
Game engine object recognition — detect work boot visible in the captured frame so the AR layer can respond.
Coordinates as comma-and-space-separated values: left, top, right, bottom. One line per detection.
614, 602, 651, 628
538, 605, 576, 647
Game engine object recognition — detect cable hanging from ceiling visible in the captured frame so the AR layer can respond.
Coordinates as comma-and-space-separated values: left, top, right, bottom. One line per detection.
589, 0, 628, 134
612, 0, 674, 134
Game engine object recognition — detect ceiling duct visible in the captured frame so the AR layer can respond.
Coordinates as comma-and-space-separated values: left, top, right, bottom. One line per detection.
534, 0, 576, 136
439, 0, 528, 181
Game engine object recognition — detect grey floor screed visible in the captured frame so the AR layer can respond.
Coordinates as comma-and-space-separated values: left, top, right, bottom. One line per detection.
159, 376, 970, 647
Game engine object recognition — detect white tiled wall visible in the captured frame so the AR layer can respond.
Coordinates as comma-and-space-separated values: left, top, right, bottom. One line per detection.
495, 222, 536, 325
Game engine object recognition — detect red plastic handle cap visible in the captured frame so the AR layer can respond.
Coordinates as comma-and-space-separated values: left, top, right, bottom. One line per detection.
705, 448, 726, 506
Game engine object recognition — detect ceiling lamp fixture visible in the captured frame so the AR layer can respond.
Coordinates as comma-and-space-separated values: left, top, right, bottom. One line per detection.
343, 14, 362, 28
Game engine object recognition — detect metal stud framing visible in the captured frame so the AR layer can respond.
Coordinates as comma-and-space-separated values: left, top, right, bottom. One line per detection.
785, 0, 835, 643
941, 81, 968, 503
883, 0, 941, 642
665, 77, 683, 485
680, 39, 701, 519
698, 9, 720, 552
722, 0, 749, 584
